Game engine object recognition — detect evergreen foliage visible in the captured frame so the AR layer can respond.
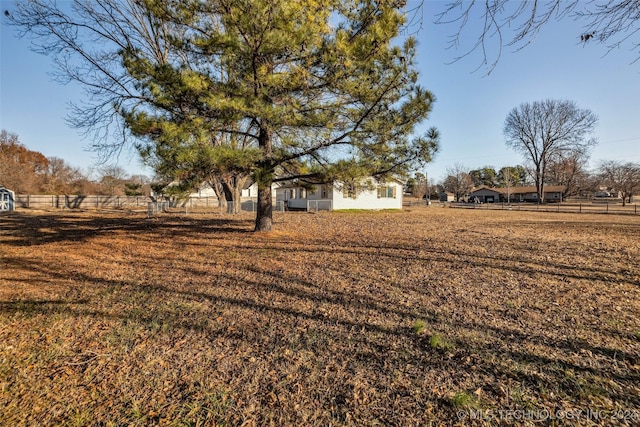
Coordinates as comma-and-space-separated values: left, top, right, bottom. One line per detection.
8, 0, 439, 229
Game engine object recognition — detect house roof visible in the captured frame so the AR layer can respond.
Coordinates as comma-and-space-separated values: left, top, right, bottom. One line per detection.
470, 185, 501, 194
471, 185, 565, 195
275, 176, 404, 188
508, 186, 564, 194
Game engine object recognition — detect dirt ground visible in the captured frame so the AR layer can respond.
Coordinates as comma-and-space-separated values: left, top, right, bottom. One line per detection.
1, 207, 639, 426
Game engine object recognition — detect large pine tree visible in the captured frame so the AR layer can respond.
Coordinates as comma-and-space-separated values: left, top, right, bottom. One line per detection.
9, 0, 439, 230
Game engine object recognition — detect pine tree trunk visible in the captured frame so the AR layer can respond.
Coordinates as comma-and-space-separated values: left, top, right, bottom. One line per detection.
254, 124, 273, 232
231, 186, 242, 214
255, 182, 272, 231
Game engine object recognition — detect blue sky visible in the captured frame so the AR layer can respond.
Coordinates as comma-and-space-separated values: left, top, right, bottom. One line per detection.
1, 1, 639, 182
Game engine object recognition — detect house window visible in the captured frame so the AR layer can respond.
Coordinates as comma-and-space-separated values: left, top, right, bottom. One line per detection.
343, 183, 357, 199
377, 185, 396, 198
321, 185, 329, 199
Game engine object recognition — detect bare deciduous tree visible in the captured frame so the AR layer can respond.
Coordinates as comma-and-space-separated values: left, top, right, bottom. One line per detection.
504, 99, 597, 203
598, 160, 640, 206
6, 0, 172, 159
545, 150, 591, 198
0, 129, 50, 193
443, 163, 473, 202
98, 165, 129, 196
42, 157, 84, 194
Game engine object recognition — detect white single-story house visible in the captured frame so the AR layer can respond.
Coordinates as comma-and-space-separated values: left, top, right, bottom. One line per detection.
468, 185, 565, 203
188, 180, 257, 198
170, 177, 404, 211
0, 186, 15, 211
275, 178, 404, 211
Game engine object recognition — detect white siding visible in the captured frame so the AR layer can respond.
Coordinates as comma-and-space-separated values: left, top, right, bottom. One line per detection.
241, 183, 258, 198
306, 185, 331, 201
275, 180, 403, 210
193, 185, 218, 197
331, 182, 403, 210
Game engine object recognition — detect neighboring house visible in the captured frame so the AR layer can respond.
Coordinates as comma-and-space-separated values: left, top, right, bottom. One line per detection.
468, 185, 502, 203
511, 186, 564, 202
593, 186, 624, 199
276, 178, 404, 211
468, 185, 565, 203
0, 187, 15, 211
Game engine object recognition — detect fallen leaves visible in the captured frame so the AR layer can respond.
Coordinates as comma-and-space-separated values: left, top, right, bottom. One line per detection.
1, 208, 639, 425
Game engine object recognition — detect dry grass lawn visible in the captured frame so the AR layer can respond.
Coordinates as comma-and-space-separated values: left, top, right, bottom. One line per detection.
1, 207, 639, 426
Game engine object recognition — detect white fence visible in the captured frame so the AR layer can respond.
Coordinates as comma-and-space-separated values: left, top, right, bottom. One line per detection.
306, 200, 333, 212
281, 199, 333, 211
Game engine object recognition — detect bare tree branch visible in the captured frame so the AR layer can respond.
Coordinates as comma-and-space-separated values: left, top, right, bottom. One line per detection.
435, 0, 639, 74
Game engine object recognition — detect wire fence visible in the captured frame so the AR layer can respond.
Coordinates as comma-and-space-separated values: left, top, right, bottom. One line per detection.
449, 201, 639, 216
241, 200, 286, 212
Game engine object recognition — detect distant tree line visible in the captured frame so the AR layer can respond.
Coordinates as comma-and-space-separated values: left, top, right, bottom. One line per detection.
428, 161, 640, 204
0, 130, 151, 196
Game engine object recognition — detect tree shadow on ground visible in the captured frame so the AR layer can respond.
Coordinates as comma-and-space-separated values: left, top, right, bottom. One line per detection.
0, 211, 253, 246
3, 254, 638, 409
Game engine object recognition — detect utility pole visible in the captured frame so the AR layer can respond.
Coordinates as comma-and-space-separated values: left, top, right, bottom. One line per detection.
425, 170, 431, 206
